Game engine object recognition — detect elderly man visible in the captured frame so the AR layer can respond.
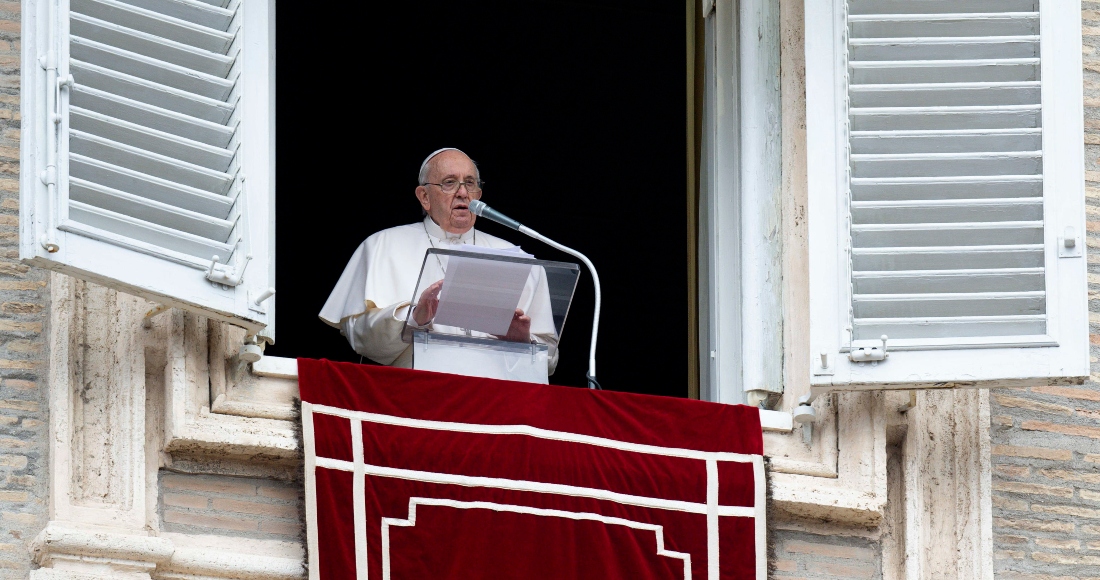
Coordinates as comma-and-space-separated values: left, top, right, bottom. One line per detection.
319, 148, 559, 372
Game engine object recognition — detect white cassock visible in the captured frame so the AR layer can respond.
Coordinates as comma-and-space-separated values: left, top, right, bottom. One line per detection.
318, 216, 559, 372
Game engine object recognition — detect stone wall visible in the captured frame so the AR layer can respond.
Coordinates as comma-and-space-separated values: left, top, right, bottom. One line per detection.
0, 1, 50, 577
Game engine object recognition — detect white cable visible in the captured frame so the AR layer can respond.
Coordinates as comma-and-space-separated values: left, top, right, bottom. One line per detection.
518, 225, 602, 389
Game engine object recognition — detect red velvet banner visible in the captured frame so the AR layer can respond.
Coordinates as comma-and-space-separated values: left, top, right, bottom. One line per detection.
299, 359, 765, 580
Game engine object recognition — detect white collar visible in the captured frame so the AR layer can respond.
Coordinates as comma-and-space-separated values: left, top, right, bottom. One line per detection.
423, 216, 475, 244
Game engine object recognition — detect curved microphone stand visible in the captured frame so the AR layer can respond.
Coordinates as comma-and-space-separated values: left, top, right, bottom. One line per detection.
469, 200, 602, 390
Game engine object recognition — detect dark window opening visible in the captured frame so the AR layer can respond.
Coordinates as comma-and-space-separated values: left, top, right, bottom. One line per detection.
271, 0, 688, 397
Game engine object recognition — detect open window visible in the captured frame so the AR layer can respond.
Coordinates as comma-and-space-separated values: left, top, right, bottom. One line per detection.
20, 0, 275, 336
806, 0, 1088, 389
265, 1, 691, 396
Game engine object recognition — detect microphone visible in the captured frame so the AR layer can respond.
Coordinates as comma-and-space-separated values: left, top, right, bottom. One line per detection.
469, 200, 521, 230
469, 200, 603, 390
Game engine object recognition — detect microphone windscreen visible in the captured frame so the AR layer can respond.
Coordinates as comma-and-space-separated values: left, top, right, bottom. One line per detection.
468, 199, 522, 230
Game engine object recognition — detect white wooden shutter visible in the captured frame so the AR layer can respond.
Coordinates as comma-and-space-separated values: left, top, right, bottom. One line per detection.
806, 0, 1087, 389
20, 0, 274, 335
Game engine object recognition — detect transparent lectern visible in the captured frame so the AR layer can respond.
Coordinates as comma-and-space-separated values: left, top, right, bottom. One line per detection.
402, 248, 580, 384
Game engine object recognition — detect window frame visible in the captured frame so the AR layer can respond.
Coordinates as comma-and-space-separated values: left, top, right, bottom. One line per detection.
698, 0, 744, 405
698, 0, 788, 406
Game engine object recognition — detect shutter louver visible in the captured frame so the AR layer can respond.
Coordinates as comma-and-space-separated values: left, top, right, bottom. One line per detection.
846, 0, 1049, 348
64, 0, 242, 266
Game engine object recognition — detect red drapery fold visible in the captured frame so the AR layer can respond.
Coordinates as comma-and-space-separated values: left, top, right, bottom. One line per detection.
299, 359, 765, 580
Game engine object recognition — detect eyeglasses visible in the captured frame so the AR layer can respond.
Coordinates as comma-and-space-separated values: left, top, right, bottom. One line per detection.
422, 179, 483, 195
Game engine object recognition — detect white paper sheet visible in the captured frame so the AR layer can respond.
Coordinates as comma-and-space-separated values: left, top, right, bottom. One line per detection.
432, 247, 535, 336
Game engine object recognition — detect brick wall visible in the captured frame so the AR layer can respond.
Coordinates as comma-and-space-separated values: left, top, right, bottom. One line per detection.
0, 1, 50, 578
771, 529, 882, 580
159, 472, 303, 542
991, 390, 1100, 576
986, 4, 1100, 577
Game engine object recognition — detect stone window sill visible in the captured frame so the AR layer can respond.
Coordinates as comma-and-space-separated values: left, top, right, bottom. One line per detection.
249, 356, 794, 432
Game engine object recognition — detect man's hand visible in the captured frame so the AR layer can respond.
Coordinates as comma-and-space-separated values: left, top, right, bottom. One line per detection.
498, 308, 531, 343
414, 280, 444, 325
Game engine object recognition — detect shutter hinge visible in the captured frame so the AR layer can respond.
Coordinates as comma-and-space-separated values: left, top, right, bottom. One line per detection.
849, 335, 888, 363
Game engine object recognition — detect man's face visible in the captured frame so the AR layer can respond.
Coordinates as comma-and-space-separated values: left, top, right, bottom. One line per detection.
415, 151, 481, 234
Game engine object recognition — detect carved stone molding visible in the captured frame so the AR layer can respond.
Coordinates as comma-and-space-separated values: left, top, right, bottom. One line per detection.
771, 391, 889, 525
155, 546, 303, 580
41, 276, 306, 579
159, 312, 297, 462
31, 523, 173, 578
47, 274, 149, 532
30, 523, 304, 580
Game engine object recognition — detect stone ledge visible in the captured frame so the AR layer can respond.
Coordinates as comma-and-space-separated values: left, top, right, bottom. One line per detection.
165, 412, 298, 461
32, 523, 174, 568
30, 571, 119, 580
156, 546, 304, 580
771, 471, 887, 527
211, 393, 297, 422
253, 355, 794, 432
250, 357, 297, 380
31, 523, 305, 580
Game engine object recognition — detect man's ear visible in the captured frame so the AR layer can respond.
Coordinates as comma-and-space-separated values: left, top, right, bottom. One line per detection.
414, 186, 431, 211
